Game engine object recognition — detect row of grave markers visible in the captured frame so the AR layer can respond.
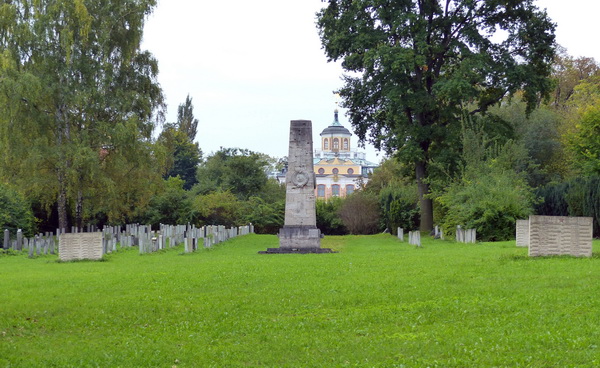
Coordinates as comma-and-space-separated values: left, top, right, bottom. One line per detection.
395, 215, 593, 257
396, 225, 476, 247
2, 223, 254, 261
2, 229, 59, 257
59, 223, 254, 261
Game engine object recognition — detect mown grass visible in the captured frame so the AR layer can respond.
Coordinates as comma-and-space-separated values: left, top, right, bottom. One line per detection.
1, 234, 599, 367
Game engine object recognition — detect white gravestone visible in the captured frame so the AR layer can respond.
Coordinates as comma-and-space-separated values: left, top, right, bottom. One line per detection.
515, 219, 529, 247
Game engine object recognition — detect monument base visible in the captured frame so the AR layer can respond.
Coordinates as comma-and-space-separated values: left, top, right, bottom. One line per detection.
259, 247, 335, 254
258, 226, 335, 254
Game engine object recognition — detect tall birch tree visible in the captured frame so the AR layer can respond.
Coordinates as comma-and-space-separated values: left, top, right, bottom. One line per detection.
0, 0, 164, 229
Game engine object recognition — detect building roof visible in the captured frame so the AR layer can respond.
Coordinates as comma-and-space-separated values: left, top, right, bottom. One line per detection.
320, 109, 352, 136
313, 156, 378, 168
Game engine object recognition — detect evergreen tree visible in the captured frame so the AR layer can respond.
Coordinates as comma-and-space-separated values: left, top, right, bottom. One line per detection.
159, 126, 202, 190
177, 94, 199, 142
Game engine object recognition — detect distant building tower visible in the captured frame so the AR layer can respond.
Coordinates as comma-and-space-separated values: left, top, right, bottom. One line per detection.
313, 109, 378, 199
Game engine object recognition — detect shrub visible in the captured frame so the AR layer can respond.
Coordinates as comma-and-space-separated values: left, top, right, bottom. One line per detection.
436, 170, 536, 241
339, 192, 380, 234
435, 120, 538, 241
379, 185, 419, 233
242, 197, 284, 234
316, 197, 347, 235
139, 177, 193, 226
536, 176, 600, 237
192, 191, 242, 227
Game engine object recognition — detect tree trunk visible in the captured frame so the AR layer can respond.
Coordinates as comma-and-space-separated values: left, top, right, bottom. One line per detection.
416, 161, 433, 232
57, 172, 68, 232
75, 188, 83, 230
56, 103, 69, 232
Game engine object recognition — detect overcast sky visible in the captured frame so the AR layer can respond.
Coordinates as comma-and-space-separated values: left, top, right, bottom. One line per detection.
141, 0, 600, 160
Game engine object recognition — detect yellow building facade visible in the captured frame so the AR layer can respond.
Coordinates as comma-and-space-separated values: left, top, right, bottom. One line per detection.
313, 110, 378, 199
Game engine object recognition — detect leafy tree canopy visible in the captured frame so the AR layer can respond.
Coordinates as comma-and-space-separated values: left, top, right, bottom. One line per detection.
137, 177, 193, 226
195, 148, 270, 199
0, 183, 35, 237
551, 47, 600, 108
158, 127, 202, 190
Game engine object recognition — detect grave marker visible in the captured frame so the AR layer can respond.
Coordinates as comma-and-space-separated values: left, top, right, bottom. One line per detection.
515, 219, 529, 247
3, 229, 9, 250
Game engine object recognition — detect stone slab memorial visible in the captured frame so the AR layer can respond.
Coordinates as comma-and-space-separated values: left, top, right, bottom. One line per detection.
528, 215, 592, 257
59, 233, 104, 261
260, 120, 333, 254
515, 219, 529, 247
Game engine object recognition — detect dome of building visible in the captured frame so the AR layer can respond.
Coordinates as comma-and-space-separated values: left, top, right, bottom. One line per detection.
319, 109, 352, 137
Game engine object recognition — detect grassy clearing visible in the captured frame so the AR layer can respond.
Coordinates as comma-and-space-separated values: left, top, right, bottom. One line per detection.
1, 235, 599, 367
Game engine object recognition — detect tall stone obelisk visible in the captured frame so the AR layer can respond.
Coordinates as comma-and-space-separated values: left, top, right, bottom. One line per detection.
260, 120, 333, 254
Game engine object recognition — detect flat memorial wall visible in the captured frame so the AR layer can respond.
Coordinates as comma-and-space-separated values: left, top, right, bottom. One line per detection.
516, 219, 529, 247
59, 233, 103, 261
528, 215, 593, 257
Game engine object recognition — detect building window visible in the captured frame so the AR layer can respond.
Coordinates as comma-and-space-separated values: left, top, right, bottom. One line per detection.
324, 138, 329, 150
318, 168, 325, 175
347, 168, 354, 175
332, 168, 339, 175
346, 185, 355, 195
343, 138, 349, 150
317, 185, 325, 197
333, 138, 339, 150
332, 184, 340, 197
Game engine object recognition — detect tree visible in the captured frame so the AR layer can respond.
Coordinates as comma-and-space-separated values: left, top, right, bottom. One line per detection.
177, 94, 199, 141
317, 0, 556, 231
195, 148, 269, 199
0, 0, 164, 230
562, 75, 600, 176
158, 95, 202, 190
489, 96, 566, 185
363, 157, 419, 233
535, 176, 600, 237
159, 127, 202, 190
551, 47, 600, 108
137, 177, 193, 226
192, 191, 241, 227
0, 184, 35, 237
567, 104, 600, 175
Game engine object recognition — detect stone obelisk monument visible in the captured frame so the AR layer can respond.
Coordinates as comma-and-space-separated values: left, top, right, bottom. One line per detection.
260, 120, 333, 254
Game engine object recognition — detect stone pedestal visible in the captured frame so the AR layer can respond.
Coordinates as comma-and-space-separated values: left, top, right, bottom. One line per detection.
260, 120, 333, 254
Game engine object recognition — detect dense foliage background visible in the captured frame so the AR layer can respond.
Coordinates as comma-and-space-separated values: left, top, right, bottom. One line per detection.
1, 1, 599, 240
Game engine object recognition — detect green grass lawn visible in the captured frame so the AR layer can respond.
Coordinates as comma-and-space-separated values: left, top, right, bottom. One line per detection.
1, 234, 599, 367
